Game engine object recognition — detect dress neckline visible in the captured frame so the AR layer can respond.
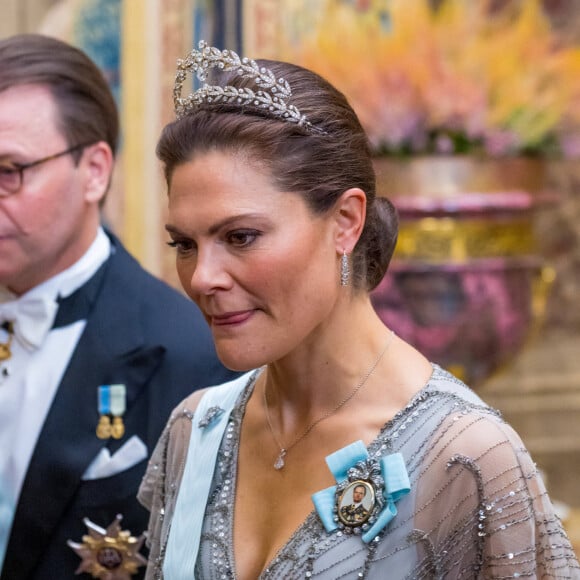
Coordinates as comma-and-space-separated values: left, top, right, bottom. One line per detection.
223, 364, 442, 579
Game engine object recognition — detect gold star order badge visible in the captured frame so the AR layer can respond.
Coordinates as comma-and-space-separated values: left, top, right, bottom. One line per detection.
67, 514, 147, 579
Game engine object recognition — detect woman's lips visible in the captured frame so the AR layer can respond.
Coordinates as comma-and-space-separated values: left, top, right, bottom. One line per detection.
210, 310, 254, 326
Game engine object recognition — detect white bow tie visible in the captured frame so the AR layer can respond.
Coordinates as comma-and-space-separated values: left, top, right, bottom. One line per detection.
0, 295, 59, 351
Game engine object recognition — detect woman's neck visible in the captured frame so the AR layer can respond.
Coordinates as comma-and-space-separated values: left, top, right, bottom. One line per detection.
260, 297, 394, 426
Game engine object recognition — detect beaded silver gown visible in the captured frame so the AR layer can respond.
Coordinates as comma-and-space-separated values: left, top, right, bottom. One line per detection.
138, 366, 580, 579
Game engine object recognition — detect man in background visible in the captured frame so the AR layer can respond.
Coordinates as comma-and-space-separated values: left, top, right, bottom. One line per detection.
0, 33, 236, 579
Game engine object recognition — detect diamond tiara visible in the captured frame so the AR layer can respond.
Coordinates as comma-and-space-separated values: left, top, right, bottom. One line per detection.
173, 40, 322, 132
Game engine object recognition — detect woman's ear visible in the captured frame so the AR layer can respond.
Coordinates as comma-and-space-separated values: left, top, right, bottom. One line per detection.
81, 141, 114, 204
333, 188, 367, 253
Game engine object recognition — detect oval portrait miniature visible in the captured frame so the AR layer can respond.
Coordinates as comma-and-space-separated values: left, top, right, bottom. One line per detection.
337, 480, 375, 527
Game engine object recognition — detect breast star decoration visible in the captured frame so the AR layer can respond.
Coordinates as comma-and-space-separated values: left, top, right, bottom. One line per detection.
67, 514, 147, 579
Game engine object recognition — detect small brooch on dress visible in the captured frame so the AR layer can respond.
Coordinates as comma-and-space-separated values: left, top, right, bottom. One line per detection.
312, 440, 410, 542
197, 406, 225, 429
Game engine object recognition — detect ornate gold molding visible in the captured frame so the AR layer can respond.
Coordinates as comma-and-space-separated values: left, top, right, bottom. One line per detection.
396, 217, 535, 261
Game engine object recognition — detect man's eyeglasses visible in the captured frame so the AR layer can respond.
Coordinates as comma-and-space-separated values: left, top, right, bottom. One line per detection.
0, 142, 92, 196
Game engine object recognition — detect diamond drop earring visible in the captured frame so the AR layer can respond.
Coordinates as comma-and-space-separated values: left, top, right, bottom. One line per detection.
340, 251, 350, 287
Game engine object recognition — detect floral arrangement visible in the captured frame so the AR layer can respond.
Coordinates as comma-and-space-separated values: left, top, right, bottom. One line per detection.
280, 0, 580, 157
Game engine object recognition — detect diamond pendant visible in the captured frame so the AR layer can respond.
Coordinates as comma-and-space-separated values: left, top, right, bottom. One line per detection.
274, 449, 287, 470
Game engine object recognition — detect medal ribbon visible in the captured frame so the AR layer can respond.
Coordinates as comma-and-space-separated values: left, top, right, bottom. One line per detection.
109, 384, 126, 417
98, 385, 111, 415
311, 440, 411, 542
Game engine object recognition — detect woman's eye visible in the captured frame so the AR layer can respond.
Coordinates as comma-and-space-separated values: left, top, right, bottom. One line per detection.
227, 230, 260, 247
167, 239, 195, 254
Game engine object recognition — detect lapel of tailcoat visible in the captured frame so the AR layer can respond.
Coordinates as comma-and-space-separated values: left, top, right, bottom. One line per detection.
3, 238, 166, 579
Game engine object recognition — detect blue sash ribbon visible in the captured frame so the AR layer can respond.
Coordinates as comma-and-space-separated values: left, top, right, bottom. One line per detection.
163, 371, 255, 579
311, 440, 410, 543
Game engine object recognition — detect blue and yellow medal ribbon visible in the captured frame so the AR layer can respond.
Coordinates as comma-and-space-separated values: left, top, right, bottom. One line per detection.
96, 384, 126, 440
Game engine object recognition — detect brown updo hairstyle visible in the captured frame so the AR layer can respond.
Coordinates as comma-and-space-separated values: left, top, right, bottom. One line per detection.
157, 57, 398, 291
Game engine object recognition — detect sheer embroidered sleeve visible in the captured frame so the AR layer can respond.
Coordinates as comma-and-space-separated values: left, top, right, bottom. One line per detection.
137, 398, 196, 580
410, 405, 579, 578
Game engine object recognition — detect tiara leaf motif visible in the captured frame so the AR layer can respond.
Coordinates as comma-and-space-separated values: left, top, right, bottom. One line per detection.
173, 40, 318, 130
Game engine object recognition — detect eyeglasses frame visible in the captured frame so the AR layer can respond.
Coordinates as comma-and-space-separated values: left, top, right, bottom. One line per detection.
0, 142, 94, 196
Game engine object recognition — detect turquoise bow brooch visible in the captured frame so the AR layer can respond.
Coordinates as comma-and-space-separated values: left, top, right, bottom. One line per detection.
312, 440, 410, 542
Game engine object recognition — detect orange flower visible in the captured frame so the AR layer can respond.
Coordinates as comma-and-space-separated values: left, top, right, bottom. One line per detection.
279, 0, 580, 157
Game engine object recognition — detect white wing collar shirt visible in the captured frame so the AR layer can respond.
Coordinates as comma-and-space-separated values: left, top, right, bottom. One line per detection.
0, 227, 110, 568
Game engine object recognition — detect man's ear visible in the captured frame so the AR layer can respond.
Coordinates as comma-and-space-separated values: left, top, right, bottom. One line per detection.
333, 187, 367, 254
81, 141, 114, 204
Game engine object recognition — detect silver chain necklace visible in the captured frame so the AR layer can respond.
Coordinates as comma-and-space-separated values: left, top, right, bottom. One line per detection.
263, 331, 395, 470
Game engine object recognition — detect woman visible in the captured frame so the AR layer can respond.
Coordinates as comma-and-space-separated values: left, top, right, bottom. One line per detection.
139, 42, 579, 579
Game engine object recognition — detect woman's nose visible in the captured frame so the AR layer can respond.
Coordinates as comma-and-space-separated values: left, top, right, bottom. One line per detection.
188, 247, 231, 295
